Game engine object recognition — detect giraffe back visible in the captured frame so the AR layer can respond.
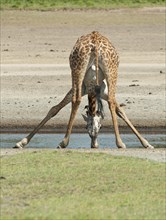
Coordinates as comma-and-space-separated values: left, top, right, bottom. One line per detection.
69, 31, 119, 75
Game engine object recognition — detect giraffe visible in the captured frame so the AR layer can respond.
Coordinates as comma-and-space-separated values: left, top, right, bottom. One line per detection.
15, 31, 154, 149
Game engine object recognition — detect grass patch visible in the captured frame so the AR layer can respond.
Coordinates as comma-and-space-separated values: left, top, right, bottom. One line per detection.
1, 150, 165, 220
0, 0, 165, 10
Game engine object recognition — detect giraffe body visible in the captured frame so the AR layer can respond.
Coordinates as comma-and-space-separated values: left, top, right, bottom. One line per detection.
15, 31, 154, 149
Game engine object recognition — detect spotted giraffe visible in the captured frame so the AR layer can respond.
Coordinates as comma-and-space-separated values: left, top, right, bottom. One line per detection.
15, 31, 154, 149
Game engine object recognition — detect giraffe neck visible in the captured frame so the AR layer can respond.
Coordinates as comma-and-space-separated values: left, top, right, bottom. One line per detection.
88, 94, 96, 117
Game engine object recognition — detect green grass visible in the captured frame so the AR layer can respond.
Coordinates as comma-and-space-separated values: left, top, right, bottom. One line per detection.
1, 150, 165, 220
0, 0, 165, 10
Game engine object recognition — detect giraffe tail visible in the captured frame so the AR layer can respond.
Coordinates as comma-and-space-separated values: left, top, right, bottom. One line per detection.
94, 35, 104, 119
90, 31, 104, 119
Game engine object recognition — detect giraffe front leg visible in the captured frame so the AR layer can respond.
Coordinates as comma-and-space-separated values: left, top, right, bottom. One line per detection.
14, 89, 73, 149
57, 98, 81, 149
57, 76, 84, 149
14, 115, 50, 149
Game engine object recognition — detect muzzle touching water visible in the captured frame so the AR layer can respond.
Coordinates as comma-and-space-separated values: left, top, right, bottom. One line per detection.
82, 113, 102, 148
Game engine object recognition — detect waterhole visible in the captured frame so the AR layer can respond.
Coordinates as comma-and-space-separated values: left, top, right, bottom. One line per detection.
0, 133, 165, 149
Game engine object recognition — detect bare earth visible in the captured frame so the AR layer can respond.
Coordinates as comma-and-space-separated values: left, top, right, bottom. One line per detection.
0, 8, 166, 161
1, 8, 165, 130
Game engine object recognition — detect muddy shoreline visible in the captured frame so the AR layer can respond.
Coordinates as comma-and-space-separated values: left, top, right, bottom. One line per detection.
0, 126, 166, 134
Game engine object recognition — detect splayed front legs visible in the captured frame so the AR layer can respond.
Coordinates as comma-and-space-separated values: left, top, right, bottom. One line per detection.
15, 89, 73, 148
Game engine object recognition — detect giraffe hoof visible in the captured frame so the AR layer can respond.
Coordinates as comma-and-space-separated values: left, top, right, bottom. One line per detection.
14, 138, 28, 149
142, 140, 154, 149
91, 146, 98, 149
117, 142, 126, 149
91, 143, 99, 149
57, 140, 68, 149
57, 145, 64, 149
145, 143, 154, 149
13, 144, 23, 149
147, 145, 154, 149
13, 142, 23, 149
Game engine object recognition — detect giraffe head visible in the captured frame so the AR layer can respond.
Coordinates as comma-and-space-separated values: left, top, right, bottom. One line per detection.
82, 110, 102, 148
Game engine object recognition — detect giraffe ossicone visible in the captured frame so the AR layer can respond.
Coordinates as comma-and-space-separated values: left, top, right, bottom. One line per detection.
15, 31, 154, 149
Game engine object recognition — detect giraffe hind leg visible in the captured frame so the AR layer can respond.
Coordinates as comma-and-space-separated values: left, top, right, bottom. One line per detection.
107, 99, 126, 148
100, 83, 154, 149
99, 80, 125, 148
116, 104, 154, 149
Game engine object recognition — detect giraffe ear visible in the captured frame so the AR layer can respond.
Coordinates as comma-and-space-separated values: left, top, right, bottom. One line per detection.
96, 111, 104, 119
82, 114, 88, 122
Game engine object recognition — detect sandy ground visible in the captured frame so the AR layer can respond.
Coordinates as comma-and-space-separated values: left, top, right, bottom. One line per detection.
1, 8, 166, 132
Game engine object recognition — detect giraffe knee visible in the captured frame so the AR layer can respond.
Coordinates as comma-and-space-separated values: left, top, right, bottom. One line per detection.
108, 99, 116, 110
47, 106, 58, 118
116, 106, 126, 120
72, 96, 81, 105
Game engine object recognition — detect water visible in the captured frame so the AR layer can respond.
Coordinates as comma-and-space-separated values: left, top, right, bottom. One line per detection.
0, 133, 165, 149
